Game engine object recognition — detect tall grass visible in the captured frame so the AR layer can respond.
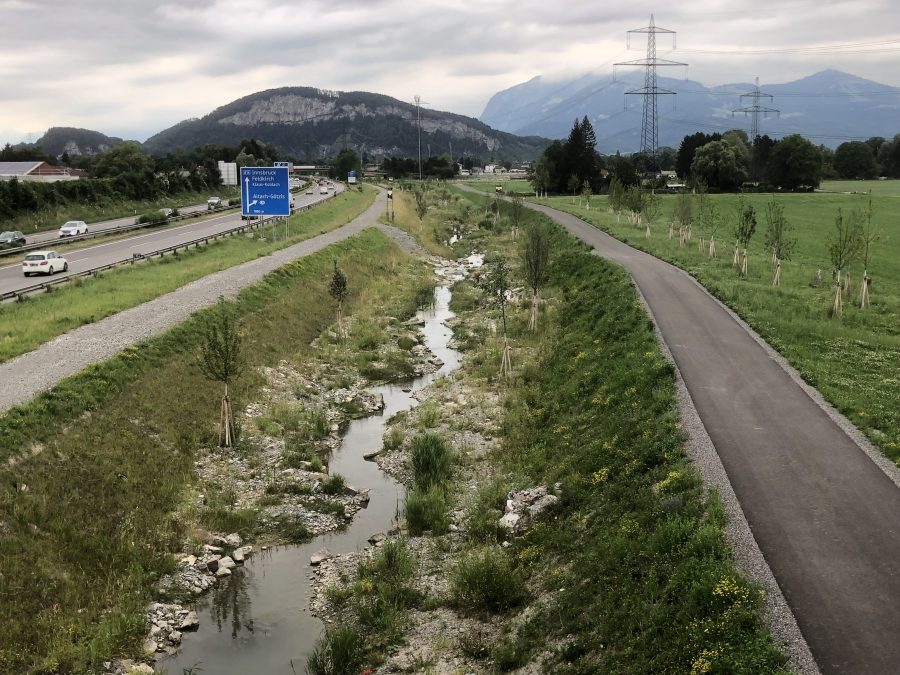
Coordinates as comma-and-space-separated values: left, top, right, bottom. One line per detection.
306, 626, 365, 675
409, 432, 452, 489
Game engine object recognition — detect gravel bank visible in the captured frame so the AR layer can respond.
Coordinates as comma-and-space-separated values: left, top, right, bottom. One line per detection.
0, 193, 414, 416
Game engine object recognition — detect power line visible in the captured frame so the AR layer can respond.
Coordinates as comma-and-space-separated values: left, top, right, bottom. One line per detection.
677, 38, 900, 55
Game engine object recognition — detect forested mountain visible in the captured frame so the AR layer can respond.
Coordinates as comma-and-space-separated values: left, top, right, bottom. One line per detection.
32, 127, 124, 158
481, 69, 900, 152
143, 87, 550, 161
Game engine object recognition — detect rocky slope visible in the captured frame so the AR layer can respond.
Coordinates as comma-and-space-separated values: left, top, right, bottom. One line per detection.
142, 87, 550, 160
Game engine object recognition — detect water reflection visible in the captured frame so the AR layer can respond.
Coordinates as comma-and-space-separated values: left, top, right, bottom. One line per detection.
211, 566, 255, 640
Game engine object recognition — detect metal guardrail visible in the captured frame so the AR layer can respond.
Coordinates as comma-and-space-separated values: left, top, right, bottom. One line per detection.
1, 189, 338, 302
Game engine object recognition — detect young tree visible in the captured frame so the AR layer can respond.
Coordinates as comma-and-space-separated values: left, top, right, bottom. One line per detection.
733, 199, 757, 277
859, 196, 880, 308
508, 192, 524, 240
608, 176, 625, 218
567, 174, 581, 204
763, 200, 795, 286
673, 192, 693, 246
522, 224, 551, 331
642, 191, 660, 239
485, 258, 512, 378
828, 208, 863, 317
329, 260, 349, 337
199, 298, 243, 448
414, 189, 428, 220
581, 180, 592, 210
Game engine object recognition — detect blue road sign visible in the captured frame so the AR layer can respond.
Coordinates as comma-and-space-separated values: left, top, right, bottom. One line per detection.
241, 167, 290, 217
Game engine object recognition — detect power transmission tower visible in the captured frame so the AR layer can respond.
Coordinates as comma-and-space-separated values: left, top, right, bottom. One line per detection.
614, 15, 686, 173
733, 77, 779, 142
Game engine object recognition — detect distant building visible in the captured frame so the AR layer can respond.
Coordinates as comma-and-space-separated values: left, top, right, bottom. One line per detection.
0, 161, 80, 183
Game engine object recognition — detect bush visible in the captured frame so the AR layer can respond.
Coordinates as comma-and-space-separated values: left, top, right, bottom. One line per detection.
382, 426, 404, 451
404, 485, 449, 536
410, 433, 452, 489
464, 478, 509, 543
321, 473, 346, 495
450, 546, 527, 614
397, 335, 417, 351
306, 625, 365, 675
136, 210, 166, 225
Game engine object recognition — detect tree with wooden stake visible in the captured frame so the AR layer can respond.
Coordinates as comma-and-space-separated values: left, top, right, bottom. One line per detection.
827, 208, 863, 317
697, 193, 721, 257
608, 177, 625, 220
733, 199, 757, 278
673, 192, 692, 248
859, 195, 879, 309
485, 258, 512, 378
509, 192, 524, 241
329, 260, 349, 338
199, 298, 243, 448
568, 174, 580, 205
522, 224, 551, 331
581, 180, 593, 210
643, 191, 660, 239
763, 200, 795, 287
414, 189, 428, 220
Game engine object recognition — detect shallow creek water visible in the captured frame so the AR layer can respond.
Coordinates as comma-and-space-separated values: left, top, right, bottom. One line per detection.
162, 286, 459, 674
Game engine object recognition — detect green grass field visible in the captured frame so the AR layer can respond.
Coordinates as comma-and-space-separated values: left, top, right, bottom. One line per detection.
462, 179, 533, 194
0, 186, 377, 364
535, 187, 900, 462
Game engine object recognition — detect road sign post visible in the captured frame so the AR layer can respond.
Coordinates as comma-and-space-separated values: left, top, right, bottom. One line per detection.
241, 167, 290, 218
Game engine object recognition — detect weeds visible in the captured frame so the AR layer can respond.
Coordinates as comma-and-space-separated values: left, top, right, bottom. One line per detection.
410, 432, 452, 489
404, 485, 450, 536
306, 625, 365, 675
450, 546, 527, 614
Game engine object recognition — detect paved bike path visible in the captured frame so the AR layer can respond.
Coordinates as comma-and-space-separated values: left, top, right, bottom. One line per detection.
530, 202, 900, 674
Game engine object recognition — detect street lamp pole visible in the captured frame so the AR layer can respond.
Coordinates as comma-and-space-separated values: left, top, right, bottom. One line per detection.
415, 95, 422, 180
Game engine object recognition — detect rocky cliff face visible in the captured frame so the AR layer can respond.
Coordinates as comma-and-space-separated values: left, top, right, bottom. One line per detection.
143, 87, 545, 160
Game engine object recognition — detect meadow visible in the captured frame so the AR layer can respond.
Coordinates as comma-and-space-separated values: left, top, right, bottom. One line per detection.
535, 180, 900, 462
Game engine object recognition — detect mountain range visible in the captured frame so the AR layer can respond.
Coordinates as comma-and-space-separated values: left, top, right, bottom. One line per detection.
480, 69, 900, 152
141, 87, 549, 161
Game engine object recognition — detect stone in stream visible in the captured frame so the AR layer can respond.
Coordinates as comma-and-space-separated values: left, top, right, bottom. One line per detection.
368, 532, 386, 546
180, 611, 200, 631
310, 548, 332, 566
215, 567, 232, 578
224, 532, 242, 547
218, 556, 236, 570
232, 547, 245, 563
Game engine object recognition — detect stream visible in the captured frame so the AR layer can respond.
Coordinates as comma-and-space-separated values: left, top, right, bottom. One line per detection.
162, 285, 459, 674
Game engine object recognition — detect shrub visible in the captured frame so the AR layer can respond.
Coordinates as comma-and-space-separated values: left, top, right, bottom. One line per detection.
410, 433, 451, 489
450, 546, 527, 614
358, 538, 416, 584
464, 478, 509, 543
136, 210, 166, 225
416, 402, 441, 430
321, 473, 346, 495
397, 335, 417, 351
404, 485, 450, 536
383, 426, 404, 451
306, 625, 365, 675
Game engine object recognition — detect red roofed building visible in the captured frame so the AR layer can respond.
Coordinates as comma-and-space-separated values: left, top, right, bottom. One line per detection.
0, 161, 81, 182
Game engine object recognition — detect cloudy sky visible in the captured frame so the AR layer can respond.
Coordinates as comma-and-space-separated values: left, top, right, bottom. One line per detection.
2, 0, 899, 145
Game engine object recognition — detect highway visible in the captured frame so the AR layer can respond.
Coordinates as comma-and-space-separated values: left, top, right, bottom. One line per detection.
0, 183, 342, 297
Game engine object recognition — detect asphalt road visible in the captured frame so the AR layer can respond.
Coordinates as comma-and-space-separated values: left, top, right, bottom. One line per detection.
0, 184, 341, 297
528, 201, 900, 674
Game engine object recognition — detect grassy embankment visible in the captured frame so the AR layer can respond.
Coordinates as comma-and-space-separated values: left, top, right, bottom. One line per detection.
0, 221, 429, 673
309, 185, 787, 673
536, 182, 900, 462
0, 185, 377, 365
5, 187, 241, 235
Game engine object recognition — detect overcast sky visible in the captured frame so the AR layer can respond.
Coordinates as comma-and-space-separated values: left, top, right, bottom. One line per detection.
2, 0, 899, 145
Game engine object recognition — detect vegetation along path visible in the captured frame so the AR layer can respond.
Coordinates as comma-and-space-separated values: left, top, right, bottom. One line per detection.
0, 190, 399, 416
523, 198, 900, 674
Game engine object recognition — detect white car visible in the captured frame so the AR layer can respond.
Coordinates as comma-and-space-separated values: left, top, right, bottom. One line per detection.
58, 220, 88, 238
319, 186, 328, 195
22, 250, 68, 276
207, 196, 222, 210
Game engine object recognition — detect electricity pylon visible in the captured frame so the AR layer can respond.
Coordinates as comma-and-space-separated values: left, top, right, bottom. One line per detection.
733, 77, 779, 142
615, 15, 686, 173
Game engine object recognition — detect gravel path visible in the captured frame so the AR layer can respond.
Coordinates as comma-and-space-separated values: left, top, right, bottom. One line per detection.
0, 192, 408, 415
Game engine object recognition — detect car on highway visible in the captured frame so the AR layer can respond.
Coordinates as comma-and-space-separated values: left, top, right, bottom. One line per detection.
305, 188, 314, 194
22, 250, 68, 276
207, 196, 222, 210
58, 220, 88, 238
319, 186, 329, 194
0, 230, 26, 249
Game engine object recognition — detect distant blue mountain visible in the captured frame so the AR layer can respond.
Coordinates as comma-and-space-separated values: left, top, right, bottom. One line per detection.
480, 69, 900, 151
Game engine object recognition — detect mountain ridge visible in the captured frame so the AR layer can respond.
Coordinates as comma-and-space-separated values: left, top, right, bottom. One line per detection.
480, 69, 900, 151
